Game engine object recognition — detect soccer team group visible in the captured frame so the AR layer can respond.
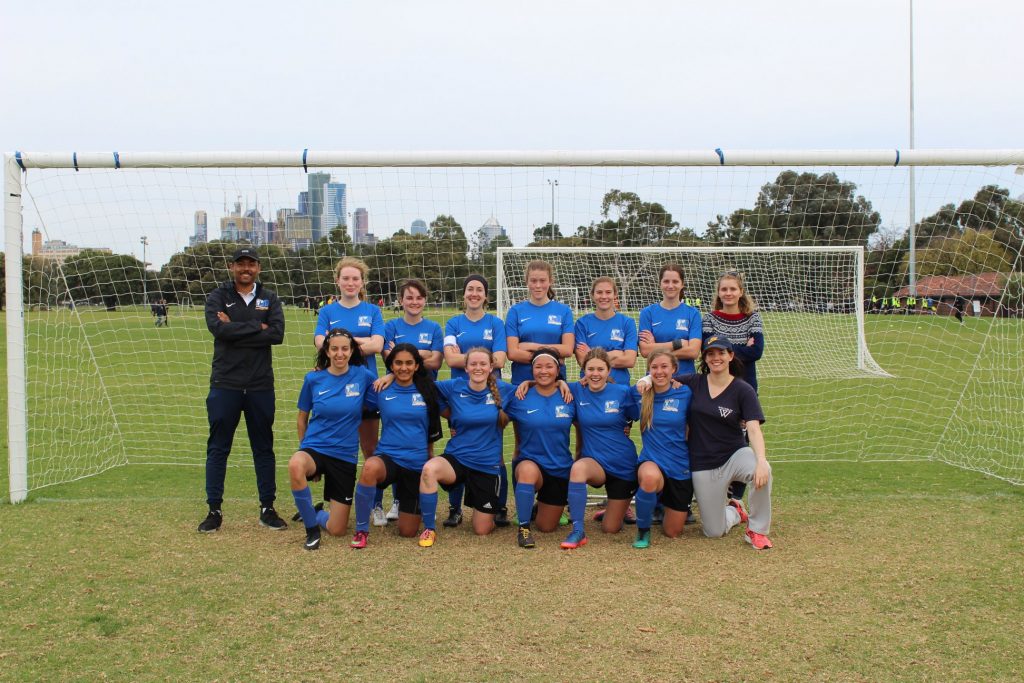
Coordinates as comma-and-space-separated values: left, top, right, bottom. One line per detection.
198, 248, 773, 552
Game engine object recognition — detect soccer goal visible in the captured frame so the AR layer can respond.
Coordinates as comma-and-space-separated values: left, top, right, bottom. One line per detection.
5, 149, 1024, 503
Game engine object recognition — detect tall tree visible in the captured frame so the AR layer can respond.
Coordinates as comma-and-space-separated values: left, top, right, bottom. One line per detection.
576, 190, 679, 246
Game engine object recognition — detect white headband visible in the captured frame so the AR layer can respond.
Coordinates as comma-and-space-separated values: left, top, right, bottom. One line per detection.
531, 352, 559, 366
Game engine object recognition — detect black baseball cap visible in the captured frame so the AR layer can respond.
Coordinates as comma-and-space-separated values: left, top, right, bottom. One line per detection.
703, 335, 732, 352
231, 247, 260, 263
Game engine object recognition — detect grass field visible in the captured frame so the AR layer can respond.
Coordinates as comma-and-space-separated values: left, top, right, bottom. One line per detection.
2, 309, 1023, 680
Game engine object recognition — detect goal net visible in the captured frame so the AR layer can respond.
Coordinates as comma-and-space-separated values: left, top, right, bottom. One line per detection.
4, 149, 1024, 502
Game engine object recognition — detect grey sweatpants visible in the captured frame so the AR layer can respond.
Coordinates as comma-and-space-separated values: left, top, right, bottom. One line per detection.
692, 447, 772, 537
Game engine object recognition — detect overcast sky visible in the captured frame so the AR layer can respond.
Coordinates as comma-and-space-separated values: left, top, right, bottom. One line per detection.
2, 1, 1022, 265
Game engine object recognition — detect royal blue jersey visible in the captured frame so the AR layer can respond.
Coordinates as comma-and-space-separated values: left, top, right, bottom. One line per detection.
573, 312, 639, 386
296, 365, 373, 463
443, 313, 507, 380
504, 388, 575, 478
315, 301, 385, 378
384, 317, 444, 378
505, 300, 574, 383
436, 378, 516, 473
631, 385, 693, 480
570, 382, 640, 481
365, 382, 431, 471
638, 302, 702, 374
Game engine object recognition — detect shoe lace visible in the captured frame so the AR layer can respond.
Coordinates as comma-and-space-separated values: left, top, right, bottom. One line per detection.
519, 527, 531, 540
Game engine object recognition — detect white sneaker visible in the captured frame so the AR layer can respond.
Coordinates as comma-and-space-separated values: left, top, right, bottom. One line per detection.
371, 505, 388, 527
386, 501, 400, 521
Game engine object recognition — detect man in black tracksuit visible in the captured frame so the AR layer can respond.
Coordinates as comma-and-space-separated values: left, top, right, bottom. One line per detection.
197, 248, 287, 533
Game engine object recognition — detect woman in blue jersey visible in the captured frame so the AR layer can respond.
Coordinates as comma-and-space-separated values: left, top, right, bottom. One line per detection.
350, 343, 443, 549
288, 328, 376, 551
504, 348, 576, 548
441, 275, 509, 528
416, 348, 517, 547
560, 348, 640, 550
630, 350, 694, 549
573, 276, 638, 387
505, 260, 574, 384
638, 262, 702, 375
313, 257, 385, 463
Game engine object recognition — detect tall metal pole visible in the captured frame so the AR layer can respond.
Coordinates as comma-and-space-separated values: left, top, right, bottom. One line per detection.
140, 235, 149, 305
908, 0, 917, 296
547, 179, 558, 240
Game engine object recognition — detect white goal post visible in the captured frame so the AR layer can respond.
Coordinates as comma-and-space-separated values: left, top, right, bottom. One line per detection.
5, 148, 1024, 503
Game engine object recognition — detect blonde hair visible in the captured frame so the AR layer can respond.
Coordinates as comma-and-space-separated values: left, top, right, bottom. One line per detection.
713, 271, 757, 314
582, 347, 612, 381
466, 347, 503, 424
525, 259, 556, 301
639, 350, 678, 432
334, 257, 370, 301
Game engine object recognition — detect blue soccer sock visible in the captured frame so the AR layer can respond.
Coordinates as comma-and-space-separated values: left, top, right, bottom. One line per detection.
373, 486, 384, 508
568, 482, 587, 535
497, 464, 509, 507
514, 482, 536, 527
316, 509, 330, 530
635, 488, 659, 530
355, 483, 376, 532
291, 486, 318, 530
447, 483, 464, 514
420, 491, 439, 530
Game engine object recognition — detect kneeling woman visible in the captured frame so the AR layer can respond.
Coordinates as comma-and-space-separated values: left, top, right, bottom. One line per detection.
682, 336, 773, 549
632, 350, 695, 549
561, 348, 640, 549
417, 348, 516, 547
351, 343, 443, 549
505, 348, 576, 548
289, 328, 376, 550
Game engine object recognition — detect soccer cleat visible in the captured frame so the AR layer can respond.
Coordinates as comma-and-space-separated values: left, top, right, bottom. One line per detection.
494, 507, 511, 527
304, 526, 322, 551
350, 530, 369, 549
517, 526, 536, 549
651, 506, 664, 526
592, 508, 607, 522
623, 507, 637, 525
291, 502, 324, 522
442, 508, 464, 528
418, 529, 437, 547
728, 499, 749, 524
259, 506, 288, 530
560, 529, 588, 550
371, 505, 388, 527
386, 501, 401, 521
745, 528, 773, 550
559, 512, 570, 527
632, 528, 651, 549
197, 509, 222, 533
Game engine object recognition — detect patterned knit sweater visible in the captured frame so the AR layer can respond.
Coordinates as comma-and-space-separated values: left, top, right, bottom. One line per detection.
701, 310, 765, 393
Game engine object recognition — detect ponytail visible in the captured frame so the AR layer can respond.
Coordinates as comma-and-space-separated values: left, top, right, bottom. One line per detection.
640, 350, 678, 432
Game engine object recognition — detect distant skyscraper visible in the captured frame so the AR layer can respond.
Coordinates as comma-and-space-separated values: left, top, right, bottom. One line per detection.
323, 182, 348, 236
298, 191, 309, 216
32, 228, 42, 256
410, 219, 428, 236
190, 210, 208, 247
244, 208, 267, 245
478, 215, 506, 249
353, 208, 369, 244
307, 172, 330, 240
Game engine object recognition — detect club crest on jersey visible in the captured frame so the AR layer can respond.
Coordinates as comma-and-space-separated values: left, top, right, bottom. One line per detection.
675, 319, 688, 331
610, 328, 624, 342
555, 405, 571, 418
345, 383, 360, 397
358, 315, 371, 327
483, 328, 493, 340
255, 298, 270, 311
604, 400, 619, 413
418, 332, 431, 345
485, 393, 495, 405
662, 399, 679, 412
412, 393, 426, 407
547, 314, 561, 325
719, 406, 734, 418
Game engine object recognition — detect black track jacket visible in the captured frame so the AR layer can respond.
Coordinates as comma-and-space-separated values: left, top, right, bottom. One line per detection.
205, 281, 285, 391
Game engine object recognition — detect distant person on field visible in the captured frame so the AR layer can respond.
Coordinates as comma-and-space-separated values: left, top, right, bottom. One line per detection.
953, 297, 965, 324
197, 248, 287, 534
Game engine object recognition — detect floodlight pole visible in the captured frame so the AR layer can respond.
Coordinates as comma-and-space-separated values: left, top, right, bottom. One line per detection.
547, 178, 558, 240
908, 0, 917, 296
140, 236, 149, 305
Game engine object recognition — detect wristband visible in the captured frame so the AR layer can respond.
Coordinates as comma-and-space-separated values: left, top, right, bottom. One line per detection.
671, 338, 683, 351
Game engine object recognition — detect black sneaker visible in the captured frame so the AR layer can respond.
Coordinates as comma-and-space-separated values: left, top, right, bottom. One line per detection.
442, 508, 464, 528
652, 505, 664, 526
259, 506, 288, 530
304, 526, 321, 551
517, 526, 536, 549
291, 502, 324, 522
198, 509, 222, 533
494, 507, 511, 528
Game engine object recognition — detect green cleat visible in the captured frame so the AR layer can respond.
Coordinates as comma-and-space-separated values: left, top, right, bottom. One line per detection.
632, 528, 651, 549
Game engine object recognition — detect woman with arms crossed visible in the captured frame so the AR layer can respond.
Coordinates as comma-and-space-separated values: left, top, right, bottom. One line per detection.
505, 260, 574, 385
573, 276, 638, 386
638, 263, 702, 374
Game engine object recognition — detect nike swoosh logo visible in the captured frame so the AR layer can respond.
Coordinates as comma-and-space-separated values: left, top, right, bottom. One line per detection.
318, 389, 330, 395
460, 393, 470, 398
456, 332, 465, 337
587, 332, 596, 337
651, 321, 662, 326
579, 402, 590, 406
520, 317, 532, 323
394, 335, 405, 338
225, 303, 236, 308
385, 396, 397, 400
329, 320, 341, 325
527, 409, 539, 414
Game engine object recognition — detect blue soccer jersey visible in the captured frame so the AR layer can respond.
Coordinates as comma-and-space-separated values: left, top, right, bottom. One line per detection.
631, 384, 693, 481
365, 383, 431, 471
315, 300, 385, 378
570, 382, 640, 481
573, 312, 639, 386
444, 313, 507, 380
296, 365, 374, 463
638, 302, 703, 374
384, 317, 444, 378
504, 388, 575, 478
436, 378, 517, 473
505, 300, 574, 383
